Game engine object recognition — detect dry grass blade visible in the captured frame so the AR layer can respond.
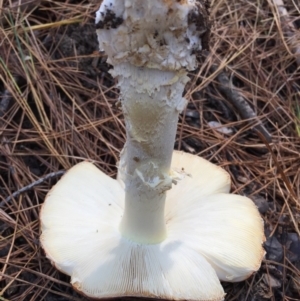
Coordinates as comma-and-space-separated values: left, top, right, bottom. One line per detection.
272, 0, 300, 66
0, 0, 299, 300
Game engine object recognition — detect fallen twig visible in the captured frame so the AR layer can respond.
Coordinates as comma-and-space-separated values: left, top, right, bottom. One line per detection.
0, 170, 65, 207
211, 65, 272, 143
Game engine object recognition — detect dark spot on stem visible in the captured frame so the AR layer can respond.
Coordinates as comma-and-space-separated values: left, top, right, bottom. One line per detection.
96, 9, 124, 30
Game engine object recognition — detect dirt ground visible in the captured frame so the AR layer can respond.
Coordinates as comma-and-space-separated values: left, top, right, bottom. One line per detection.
0, 0, 300, 300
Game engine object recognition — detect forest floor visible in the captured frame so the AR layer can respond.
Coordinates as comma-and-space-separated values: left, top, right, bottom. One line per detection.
0, 0, 300, 300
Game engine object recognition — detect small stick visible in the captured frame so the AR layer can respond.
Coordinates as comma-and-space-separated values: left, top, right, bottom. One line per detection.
0, 170, 65, 207
211, 65, 272, 143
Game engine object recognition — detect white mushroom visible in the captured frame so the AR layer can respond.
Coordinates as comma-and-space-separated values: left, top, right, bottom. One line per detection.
40, 1, 265, 300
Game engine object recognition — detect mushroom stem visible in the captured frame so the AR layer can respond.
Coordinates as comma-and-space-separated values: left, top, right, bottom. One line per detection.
116, 64, 189, 243
96, 0, 210, 244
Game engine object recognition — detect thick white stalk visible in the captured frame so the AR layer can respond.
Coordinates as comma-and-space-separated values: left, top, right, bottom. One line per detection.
96, 0, 210, 244
114, 64, 188, 243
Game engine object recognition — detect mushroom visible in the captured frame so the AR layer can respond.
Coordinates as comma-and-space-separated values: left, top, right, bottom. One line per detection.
40, 1, 265, 301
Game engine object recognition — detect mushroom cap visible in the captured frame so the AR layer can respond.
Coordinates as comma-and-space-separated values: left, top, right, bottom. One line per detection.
40, 151, 265, 300
167, 152, 266, 282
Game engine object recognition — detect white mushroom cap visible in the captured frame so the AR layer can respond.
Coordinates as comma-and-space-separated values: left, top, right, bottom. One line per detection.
40, 151, 265, 300
167, 151, 266, 282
